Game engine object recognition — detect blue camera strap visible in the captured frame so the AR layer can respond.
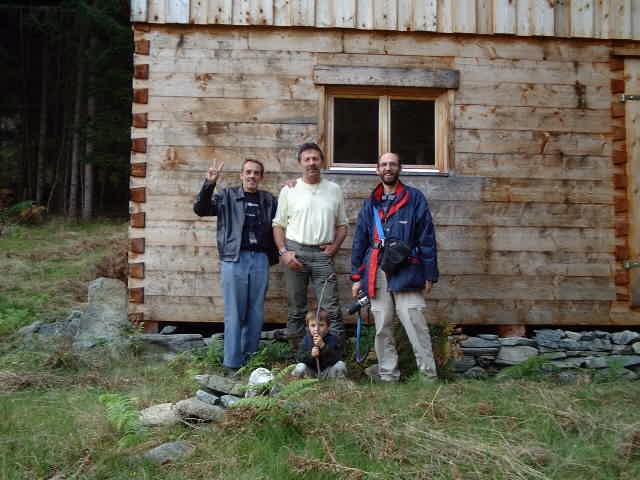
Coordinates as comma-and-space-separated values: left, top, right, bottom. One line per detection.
373, 210, 385, 246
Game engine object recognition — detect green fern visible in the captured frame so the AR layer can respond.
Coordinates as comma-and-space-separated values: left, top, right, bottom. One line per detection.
496, 354, 556, 381
236, 342, 293, 376
230, 366, 318, 420
168, 336, 224, 372
99, 393, 147, 449
276, 378, 318, 400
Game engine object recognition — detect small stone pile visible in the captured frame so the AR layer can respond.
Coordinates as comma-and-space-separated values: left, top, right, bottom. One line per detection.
453, 329, 640, 380
139, 368, 275, 464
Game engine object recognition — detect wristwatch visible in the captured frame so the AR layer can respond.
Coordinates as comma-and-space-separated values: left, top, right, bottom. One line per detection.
278, 248, 288, 256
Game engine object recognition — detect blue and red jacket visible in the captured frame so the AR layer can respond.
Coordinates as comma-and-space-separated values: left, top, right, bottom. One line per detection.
350, 182, 439, 298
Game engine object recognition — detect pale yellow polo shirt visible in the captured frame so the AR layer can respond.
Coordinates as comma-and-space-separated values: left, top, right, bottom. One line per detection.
272, 178, 348, 245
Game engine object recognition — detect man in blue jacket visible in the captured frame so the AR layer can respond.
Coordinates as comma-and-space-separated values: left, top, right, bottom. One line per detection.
194, 158, 278, 375
351, 152, 439, 383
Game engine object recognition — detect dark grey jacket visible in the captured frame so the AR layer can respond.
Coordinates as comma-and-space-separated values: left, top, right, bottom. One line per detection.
193, 181, 279, 266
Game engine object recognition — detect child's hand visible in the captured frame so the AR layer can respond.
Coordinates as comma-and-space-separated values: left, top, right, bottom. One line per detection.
313, 334, 325, 349
311, 346, 320, 357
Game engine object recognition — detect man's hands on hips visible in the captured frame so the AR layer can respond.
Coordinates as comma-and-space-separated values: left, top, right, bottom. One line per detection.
281, 251, 303, 271
321, 243, 339, 257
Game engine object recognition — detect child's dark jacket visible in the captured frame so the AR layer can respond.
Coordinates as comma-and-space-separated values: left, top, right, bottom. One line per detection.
297, 332, 343, 372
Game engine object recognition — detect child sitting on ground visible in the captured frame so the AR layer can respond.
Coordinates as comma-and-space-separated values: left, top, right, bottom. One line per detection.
292, 310, 347, 379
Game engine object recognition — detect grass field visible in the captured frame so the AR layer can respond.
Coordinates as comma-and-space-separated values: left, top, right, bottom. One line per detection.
0, 217, 127, 335
1, 219, 640, 479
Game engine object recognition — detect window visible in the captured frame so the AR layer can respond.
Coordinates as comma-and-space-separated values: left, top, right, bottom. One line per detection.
324, 87, 451, 172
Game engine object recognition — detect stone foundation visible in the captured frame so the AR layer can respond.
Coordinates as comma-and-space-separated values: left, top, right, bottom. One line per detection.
453, 329, 640, 380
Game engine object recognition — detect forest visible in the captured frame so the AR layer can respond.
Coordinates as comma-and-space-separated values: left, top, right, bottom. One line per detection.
0, 0, 132, 219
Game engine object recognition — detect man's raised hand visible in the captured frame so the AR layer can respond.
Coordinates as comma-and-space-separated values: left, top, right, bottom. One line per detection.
206, 159, 225, 185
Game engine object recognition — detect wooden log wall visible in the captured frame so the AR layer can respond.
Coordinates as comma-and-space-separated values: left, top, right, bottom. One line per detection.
129, 23, 640, 326
131, 0, 640, 40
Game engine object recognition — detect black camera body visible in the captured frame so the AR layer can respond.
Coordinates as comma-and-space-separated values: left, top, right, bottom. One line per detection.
347, 290, 370, 314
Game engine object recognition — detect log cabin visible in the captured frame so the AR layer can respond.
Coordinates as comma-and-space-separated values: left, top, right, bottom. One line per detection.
128, 0, 640, 334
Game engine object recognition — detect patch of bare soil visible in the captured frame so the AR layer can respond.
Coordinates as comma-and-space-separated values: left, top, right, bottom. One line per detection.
0, 371, 66, 393
95, 237, 128, 283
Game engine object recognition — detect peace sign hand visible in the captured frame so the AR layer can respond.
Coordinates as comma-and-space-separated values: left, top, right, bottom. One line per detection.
206, 160, 225, 185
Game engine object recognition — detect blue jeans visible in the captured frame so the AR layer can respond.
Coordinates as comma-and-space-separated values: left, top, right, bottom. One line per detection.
220, 250, 269, 368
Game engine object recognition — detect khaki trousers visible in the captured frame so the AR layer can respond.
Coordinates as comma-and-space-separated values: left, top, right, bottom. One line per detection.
370, 268, 437, 381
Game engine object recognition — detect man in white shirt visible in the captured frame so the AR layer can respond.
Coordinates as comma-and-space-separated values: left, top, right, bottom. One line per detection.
273, 143, 348, 346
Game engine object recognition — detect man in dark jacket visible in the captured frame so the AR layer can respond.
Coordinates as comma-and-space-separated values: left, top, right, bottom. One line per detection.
350, 152, 439, 383
193, 158, 278, 375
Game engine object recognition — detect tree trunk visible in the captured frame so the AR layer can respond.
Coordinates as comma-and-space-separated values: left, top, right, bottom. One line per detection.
82, 36, 97, 220
68, 10, 87, 218
36, 48, 48, 205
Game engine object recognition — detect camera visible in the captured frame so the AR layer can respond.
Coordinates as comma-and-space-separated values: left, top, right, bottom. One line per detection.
347, 290, 370, 314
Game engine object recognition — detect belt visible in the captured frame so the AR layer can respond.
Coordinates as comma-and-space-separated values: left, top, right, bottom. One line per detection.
286, 239, 324, 249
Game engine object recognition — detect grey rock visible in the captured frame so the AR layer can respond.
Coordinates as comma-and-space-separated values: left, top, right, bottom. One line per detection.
175, 398, 225, 422
633, 343, 640, 355
499, 337, 536, 347
17, 311, 83, 342
611, 330, 640, 345
138, 334, 205, 353
580, 331, 595, 341
476, 355, 496, 368
453, 355, 476, 373
194, 374, 239, 395
477, 334, 499, 341
605, 355, 640, 368
460, 337, 501, 349
539, 346, 562, 353
552, 358, 585, 369
594, 330, 609, 339
543, 351, 567, 360
459, 347, 499, 355
245, 368, 274, 398
140, 403, 181, 427
495, 346, 538, 366
565, 350, 591, 357
591, 338, 613, 352
556, 371, 584, 384
564, 331, 582, 341
463, 366, 488, 379
558, 339, 582, 351
597, 368, 638, 381
533, 329, 564, 348
143, 441, 195, 465
72, 278, 128, 351
160, 325, 177, 335
612, 344, 634, 354
16, 320, 44, 336
220, 395, 241, 408
195, 390, 219, 406
584, 357, 608, 369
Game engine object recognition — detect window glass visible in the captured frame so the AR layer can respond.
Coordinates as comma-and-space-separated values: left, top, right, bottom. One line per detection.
333, 98, 378, 165
390, 99, 435, 166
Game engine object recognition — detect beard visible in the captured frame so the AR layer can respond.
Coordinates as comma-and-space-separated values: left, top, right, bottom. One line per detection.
379, 171, 399, 185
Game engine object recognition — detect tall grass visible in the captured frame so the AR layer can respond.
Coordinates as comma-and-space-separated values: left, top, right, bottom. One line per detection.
2, 352, 640, 479
2, 218, 640, 479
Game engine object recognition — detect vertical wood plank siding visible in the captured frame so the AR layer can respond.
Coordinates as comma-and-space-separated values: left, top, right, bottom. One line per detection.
134, 0, 640, 39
